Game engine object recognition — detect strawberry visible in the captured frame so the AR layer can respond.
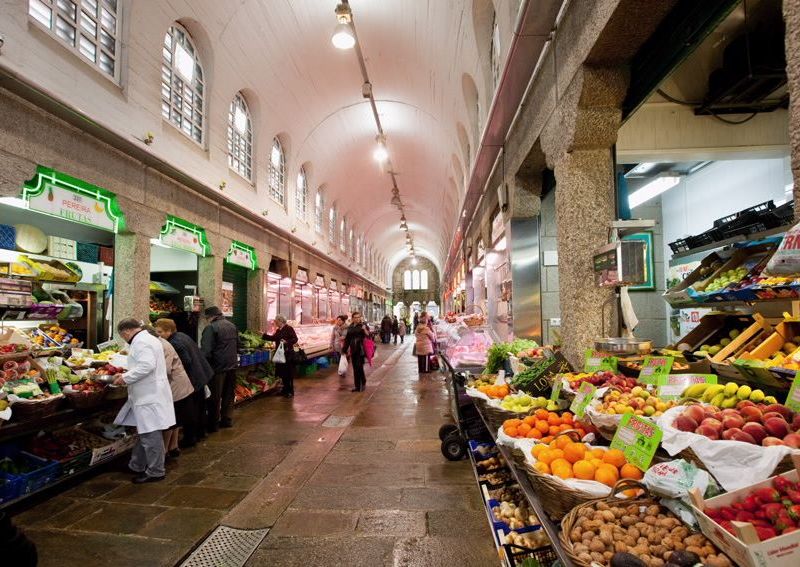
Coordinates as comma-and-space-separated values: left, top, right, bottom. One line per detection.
705, 507, 721, 519
755, 526, 778, 541
741, 494, 761, 512
783, 526, 800, 535
773, 475, 798, 494
719, 520, 735, 534
774, 513, 796, 532
735, 511, 756, 522
764, 502, 785, 521
719, 507, 737, 521
785, 488, 800, 505
754, 487, 782, 503
787, 504, 800, 522
752, 519, 772, 528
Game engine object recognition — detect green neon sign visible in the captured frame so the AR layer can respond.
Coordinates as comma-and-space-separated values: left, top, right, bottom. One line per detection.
226, 241, 258, 270
22, 166, 126, 233
159, 215, 211, 256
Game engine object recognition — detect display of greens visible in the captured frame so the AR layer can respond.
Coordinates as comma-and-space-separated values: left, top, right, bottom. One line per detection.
483, 339, 538, 374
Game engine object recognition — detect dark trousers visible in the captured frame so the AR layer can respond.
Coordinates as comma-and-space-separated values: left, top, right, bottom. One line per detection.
207, 369, 236, 430
276, 362, 294, 395
183, 388, 206, 445
352, 355, 366, 390
417, 354, 429, 374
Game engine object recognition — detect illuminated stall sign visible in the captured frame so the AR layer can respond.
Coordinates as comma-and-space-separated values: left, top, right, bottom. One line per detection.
159, 216, 211, 256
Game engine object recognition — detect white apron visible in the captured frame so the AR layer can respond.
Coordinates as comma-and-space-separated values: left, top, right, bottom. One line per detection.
114, 331, 176, 434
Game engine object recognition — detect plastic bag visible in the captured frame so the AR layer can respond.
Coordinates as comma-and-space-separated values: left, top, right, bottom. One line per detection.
273, 343, 286, 364
338, 355, 349, 376
765, 219, 800, 275
643, 459, 718, 500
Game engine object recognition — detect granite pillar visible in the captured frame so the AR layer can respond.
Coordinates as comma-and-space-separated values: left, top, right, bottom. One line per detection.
113, 232, 152, 332
247, 265, 269, 332
784, 0, 800, 217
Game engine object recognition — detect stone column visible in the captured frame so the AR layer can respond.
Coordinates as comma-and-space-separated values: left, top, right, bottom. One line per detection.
0, 150, 36, 197
247, 265, 269, 332
784, 0, 800, 217
113, 232, 152, 331
197, 232, 229, 313
541, 66, 627, 367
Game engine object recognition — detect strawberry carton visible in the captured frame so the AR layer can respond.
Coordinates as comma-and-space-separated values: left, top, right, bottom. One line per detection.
690, 455, 800, 567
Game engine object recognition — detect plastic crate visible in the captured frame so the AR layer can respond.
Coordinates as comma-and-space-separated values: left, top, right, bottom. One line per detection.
0, 447, 60, 496
0, 225, 16, 251
316, 356, 330, 369
668, 237, 692, 254
713, 200, 776, 227
687, 227, 724, 249
504, 542, 559, 567
298, 363, 318, 376
76, 242, 99, 263
99, 246, 114, 265
0, 473, 20, 505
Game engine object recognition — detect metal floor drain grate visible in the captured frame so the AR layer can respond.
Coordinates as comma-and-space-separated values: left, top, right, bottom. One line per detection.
322, 415, 354, 428
179, 526, 268, 567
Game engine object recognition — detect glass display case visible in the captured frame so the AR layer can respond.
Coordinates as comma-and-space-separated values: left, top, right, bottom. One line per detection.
444, 325, 498, 370
294, 323, 333, 357
266, 272, 293, 329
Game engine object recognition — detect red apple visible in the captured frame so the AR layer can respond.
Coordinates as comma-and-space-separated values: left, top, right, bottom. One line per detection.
763, 412, 787, 423
737, 400, 756, 410
740, 406, 764, 423
683, 405, 706, 425
765, 418, 791, 439
696, 425, 721, 440
701, 417, 724, 435
763, 437, 787, 447
674, 416, 699, 432
742, 422, 768, 445
722, 415, 746, 430
732, 431, 757, 444
764, 404, 794, 421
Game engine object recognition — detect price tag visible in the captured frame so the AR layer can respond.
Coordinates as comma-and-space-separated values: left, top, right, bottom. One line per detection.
656, 374, 718, 400
786, 371, 800, 413
570, 381, 597, 418
610, 413, 663, 471
637, 356, 674, 385
584, 349, 618, 373
550, 377, 563, 402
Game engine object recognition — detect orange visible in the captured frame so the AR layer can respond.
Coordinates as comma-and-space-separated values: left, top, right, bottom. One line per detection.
624, 488, 644, 498
548, 426, 561, 436
539, 449, 564, 465
590, 448, 606, 459
531, 444, 547, 458
534, 409, 549, 420
517, 423, 532, 435
534, 420, 549, 434
559, 423, 572, 432
620, 463, 644, 480
552, 464, 574, 480
534, 461, 551, 474
573, 460, 596, 480
554, 436, 573, 450
563, 442, 587, 464
505, 426, 518, 438
523, 415, 537, 426
548, 439, 558, 449
561, 411, 574, 423
602, 449, 627, 469
595, 464, 620, 487
575, 428, 587, 438
550, 457, 571, 471
589, 458, 604, 468
503, 418, 522, 429
547, 414, 562, 426
541, 436, 553, 444
526, 428, 542, 439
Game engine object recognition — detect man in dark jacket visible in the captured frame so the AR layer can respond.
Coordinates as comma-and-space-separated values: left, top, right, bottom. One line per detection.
200, 306, 239, 431
262, 315, 299, 398
380, 315, 392, 344
155, 318, 214, 447
343, 312, 368, 392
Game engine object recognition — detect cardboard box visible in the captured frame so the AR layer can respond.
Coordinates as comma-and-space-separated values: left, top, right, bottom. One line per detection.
47, 236, 77, 261
663, 252, 725, 307
691, 463, 800, 567
674, 313, 755, 352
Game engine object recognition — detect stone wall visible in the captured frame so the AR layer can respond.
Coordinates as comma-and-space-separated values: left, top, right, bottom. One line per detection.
391, 257, 441, 310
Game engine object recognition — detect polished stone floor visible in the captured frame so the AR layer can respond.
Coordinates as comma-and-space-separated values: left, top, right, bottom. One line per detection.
13, 342, 498, 567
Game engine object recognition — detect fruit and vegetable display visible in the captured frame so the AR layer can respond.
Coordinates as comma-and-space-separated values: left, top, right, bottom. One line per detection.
703, 267, 750, 293
492, 498, 540, 530
149, 297, 180, 315
530, 439, 643, 486
501, 411, 590, 443
499, 393, 558, 413
477, 383, 511, 399
595, 387, 677, 418
0, 343, 28, 355
239, 330, 267, 351
563, 371, 638, 392
484, 339, 539, 374
679, 328, 742, 358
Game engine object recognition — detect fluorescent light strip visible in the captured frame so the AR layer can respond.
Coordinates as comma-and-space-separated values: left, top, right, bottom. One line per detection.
628, 176, 681, 209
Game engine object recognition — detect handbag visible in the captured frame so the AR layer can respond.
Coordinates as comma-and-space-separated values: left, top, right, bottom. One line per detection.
429, 354, 440, 371
273, 342, 286, 364
294, 347, 308, 362
338, 355, 349, 376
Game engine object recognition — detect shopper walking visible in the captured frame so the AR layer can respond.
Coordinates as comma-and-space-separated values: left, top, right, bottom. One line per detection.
330, 314, 348, 362
398, 318, 407, 344
200, 306, 239, 431
391, 316, 400, 344
262, 315, 299, 398
343, 311, 368, 392
149, 329, 194, 459
380, 315, 392, 344
155, 318, 214, 448
112, 318, 175, 483
413, 312, 419, 330
415, 313, 436, 375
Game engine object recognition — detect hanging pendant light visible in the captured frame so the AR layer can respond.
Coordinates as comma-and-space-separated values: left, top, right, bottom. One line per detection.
331, 4, 355, 49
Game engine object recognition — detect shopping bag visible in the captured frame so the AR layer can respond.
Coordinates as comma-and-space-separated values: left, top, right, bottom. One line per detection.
338, 355, 349, 376
364, 338, 376, 366
273, 342, 287, 364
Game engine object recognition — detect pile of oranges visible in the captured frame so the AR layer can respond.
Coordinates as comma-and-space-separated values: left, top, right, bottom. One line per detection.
479, 384, 510, 399
530, 439, 643, 486
502, 410, 587, 443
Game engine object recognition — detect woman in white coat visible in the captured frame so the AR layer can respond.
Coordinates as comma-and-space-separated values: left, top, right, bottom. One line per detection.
113, 318, 176, 484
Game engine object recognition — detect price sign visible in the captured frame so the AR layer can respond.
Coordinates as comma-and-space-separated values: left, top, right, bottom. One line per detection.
584, 349, 618, 373
550, 377, 563, 403
570, 381, 597, 418
656, 374, 718, 400
610, 414, 663, 471
638, 356, 674, 385
786, 371, 800, 413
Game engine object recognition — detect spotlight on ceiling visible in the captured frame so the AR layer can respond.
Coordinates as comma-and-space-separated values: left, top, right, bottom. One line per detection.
373, 136, 388, 163
411, 257, 418, 265
331, 4, 355, 49
391, 195, 402, 207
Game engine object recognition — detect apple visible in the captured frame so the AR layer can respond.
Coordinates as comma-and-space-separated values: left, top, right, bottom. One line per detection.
683, 405, 706, 425
742, 422, 768, 445
696, 425, 721, 440
737, 400, 756, 410
762, 412, 787, 423
765, 418, 791, 439
740, 406, 763, 423
722, 428, 742, 441
674, 416, 699, 432
783, 433, 800, 449
731, 431, 757, 444
722, 415, 746, 430
764, 404, 794, 421
763, 437, 787, 447
701, 417, 723, 435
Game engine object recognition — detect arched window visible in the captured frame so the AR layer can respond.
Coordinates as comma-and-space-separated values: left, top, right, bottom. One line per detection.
421, 269, 429, 290
227, 93, 252, 180
162, 24, 205, 144
412, 270, 421, 290
295, 167, 308, 220
340, 217, 347, 253
355, 235, 361, 264
403, 270, 412, 290
349, 229, 354, 259
328, 205, 337, 244
314, 189, 324, 233
268, 138, 285, 205
29, 0, 121, 79
490, 12, 501, 89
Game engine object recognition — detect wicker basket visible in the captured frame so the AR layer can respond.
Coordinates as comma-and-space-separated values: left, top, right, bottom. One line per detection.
10, 395, 65, 422
483, 404, 531, 431
63, 386, 107, 409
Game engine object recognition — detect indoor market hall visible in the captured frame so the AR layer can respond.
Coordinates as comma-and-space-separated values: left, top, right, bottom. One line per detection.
0, 1, 798, 566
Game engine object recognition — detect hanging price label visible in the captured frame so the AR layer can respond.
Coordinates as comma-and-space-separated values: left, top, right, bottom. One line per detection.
584, 349, 618, 373
656, 374, 718, 400
610, 413, 663, 471
638, 356, 674, 385
786, 371, 800, 413
570, 381, 597, 418
550, 377, 563, 403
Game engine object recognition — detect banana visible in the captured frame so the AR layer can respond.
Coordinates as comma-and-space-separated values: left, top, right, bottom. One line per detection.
723, 382, 739, 397
720, 396, 738, 408
750, 389, 765, 403
703, 384, 726, 402
736, 385, 752, 400
710, 392, 726, 407
683, 383, 710, 399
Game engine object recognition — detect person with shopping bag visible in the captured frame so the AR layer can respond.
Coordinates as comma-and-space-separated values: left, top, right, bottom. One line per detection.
262, 315, 298, 398
330, 315, 348, 363
415, 313, 436, 375
342, 311, 368, 392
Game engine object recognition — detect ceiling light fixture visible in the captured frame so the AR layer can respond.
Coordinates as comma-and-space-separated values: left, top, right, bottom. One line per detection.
628, 175, 681, 209
331, 3, 355, 49
391, 195, 402, 207
373, 135, 388, 163
411, 257, 418, 265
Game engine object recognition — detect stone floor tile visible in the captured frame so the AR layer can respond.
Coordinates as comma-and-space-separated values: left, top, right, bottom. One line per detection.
308, 462, 426, 487
392, 536, 500, 567
423, 463, 476, 486
427, 509, 492, 537
102, 481, 175, 504
71, 502, 168, 535
399, 487, 483, 510
270, 509, 359, 537
214, 443, 291, 476
138, 507, 224, 542
247, 535, 395, 567
290, 485, 404, 510
61, 479, 123, 499
157, 485, 248, 509
356, 509, 427, 537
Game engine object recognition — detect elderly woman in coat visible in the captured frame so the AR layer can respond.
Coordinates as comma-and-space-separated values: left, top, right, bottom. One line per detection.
415, 313, 436, 375
113, 318, 175, 484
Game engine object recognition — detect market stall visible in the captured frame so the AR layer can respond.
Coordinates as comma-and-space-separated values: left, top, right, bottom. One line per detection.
222, 241, 258, 330
266, 258, 293, 326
